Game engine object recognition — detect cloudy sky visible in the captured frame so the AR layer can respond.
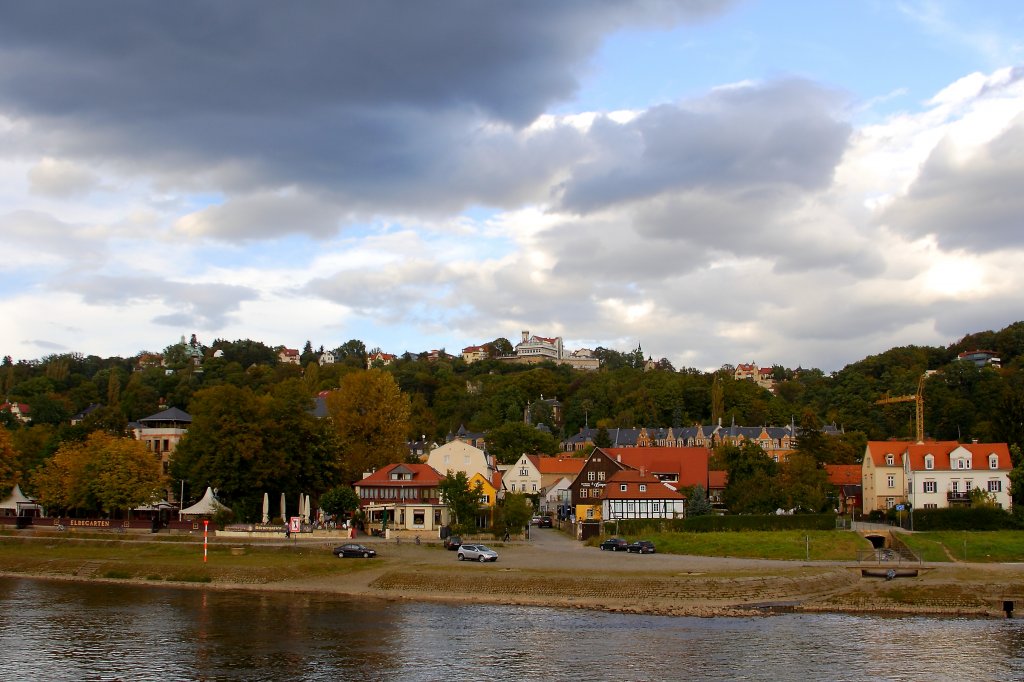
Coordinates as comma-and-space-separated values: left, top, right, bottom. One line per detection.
2, 1, 1024, 372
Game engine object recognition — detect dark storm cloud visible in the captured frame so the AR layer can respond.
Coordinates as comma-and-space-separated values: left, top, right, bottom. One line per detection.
556, 80, 852, 213
53, 274, 259, 329
879, 114, 1024, 251
0, 1, 734, 215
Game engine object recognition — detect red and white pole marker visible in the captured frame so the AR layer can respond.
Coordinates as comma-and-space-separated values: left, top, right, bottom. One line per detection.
203, 519, 209, 563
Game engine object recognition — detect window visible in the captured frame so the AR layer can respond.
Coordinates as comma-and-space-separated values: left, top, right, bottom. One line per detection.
923, 481, 936, 493
965, 481, 972, 493
923, 503, 937, 509
924, 456, 934, 470
639, 484, 647, 492
989, 480, 1002, 492
951, 481, 959, 493
580, 488, 587, 499
886, 497, 895, 508
885, 454, 894, 466
887, 474, 895, 489
531, 484, 537, 492
519, 468, 528, 476
586, 508, 594, 519
597, 471, 606, 481
510, 484, 516, 492
587, 471, 596, 481
413, 511, 425, 527
990, 456, 999, 469
620, 484, 627, 492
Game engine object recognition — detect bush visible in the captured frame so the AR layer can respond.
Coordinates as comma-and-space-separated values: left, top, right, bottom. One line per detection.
606, 514, 836, 535
909, 506, 1019, 531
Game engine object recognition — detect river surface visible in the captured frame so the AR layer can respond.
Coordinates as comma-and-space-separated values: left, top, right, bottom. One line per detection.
1, 577, 1022, 681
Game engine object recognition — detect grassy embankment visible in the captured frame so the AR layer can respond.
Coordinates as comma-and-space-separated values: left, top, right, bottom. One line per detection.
896, 530, 1024, 563
0, 532, 375, 584
589, 530, 871, 561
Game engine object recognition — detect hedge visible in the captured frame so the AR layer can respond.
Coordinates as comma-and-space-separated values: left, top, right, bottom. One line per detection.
903, 506, 1019, 531
605, 514, 837, 535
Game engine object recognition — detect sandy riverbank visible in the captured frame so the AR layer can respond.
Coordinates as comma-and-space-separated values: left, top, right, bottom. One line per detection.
3, 529, 1023, 618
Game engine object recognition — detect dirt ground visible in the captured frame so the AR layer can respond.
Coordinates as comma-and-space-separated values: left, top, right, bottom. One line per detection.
251, 527, 1024, 618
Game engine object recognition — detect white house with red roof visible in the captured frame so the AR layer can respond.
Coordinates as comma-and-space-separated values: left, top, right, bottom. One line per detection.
366, 350, 397, 368
461, 344, 489, 363
354, 463, 449, 534
500, 454, 542, 496
277, 348, 300, 365
903, 442, 1012, 510
0, 401, 31, 424
601, 469, 687, 520
514, 330, 564, 361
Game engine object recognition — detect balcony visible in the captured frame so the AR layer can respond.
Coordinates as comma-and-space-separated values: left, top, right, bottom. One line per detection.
947, 491, 971, 504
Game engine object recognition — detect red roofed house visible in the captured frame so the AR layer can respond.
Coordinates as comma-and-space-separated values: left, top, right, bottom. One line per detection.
825, 464, 862, 514
366, 351, 397, 368
354, 463, 448, 537
862, 441, 917, 514
461, 344, 489, 364
904, 441, 1012, 510
708, 470, 728, 509
0, 402, 31, 424
501, 454, 542, 496
538, 455, 586, 515
601, 469, 687, 520
277, 348, 300, 365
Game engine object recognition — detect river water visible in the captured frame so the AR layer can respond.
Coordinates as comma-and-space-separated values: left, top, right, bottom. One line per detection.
1, 577, 1022, 681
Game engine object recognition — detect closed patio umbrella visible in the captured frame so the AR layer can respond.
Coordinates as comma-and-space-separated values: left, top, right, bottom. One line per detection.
262, 493, 269, 524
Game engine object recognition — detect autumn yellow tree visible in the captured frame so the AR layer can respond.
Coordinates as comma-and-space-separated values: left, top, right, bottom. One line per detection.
0, 428, 19, 494
32, 432, 164, 516
326, 368, 411, 482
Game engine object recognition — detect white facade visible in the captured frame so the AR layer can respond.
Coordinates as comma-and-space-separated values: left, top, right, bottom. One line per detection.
426, 440, 493, 482
905, 444, 1012, 510
500, 454, 542, 496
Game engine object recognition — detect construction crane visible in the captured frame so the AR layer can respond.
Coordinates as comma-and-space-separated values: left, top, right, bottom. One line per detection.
875, 373, 930, 443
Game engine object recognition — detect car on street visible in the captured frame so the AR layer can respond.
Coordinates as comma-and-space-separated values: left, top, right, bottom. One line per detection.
531, 515, 542, 526
443, 535, 462, 550
458, 544, 499, 562
599, 537, 629, 551
538, 516, 553, 528
332, 543, 376, 559
626, 540, 656, 554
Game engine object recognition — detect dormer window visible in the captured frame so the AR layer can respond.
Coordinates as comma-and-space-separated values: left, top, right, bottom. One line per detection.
990, 455, 999, 469
639, 484, 647, 492
924, 455, 934, 470
885, 454, 894, 466
620, 484, 627, 492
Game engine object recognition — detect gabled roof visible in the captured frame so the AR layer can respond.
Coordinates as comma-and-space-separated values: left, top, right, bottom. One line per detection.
825, 464, 861, 486
708, 470, 728, 489
0, 483, 36, 511
601, 470, 686, 500
864, 441, 918, 467
602, 447, 709, 488
358, 463, 443, 486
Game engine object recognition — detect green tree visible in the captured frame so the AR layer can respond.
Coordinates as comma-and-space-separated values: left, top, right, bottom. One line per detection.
721, 441, 780, 514
486, 421, 559, 465
685, 483, 713, 517
495, 492, 534, 534
594, 425, 612, 448
778, 451, 830, 512
318, 485, 361, 519
1009, 444, 1024, 508
438, 470, 482, 533
326, 369, 411, 483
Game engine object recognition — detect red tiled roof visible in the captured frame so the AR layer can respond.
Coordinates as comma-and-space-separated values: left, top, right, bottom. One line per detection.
864, 441, 917, 467
601, 470, 686, 500
825, 464, 860, 486
708, 470, 728, 488
904, 442, 1012, 471
602, 447, 709, 488
537, 456, 586, 475
357, 463, 443, 486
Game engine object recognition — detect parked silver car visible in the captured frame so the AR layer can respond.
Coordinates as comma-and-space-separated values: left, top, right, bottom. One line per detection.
457, 544, 498, 562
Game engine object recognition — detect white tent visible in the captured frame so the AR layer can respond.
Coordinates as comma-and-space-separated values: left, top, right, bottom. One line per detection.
179, 487, 229, 517
0, 484, 41, 516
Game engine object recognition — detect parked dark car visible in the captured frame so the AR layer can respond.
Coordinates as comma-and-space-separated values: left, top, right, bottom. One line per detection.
444, 535, 462, 551
627, 540, 656, 554
599, 537, 629, 551
333, 543, 376, 559
538, 516, 553, 528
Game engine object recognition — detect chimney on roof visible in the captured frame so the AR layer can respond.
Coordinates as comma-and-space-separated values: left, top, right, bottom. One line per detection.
972, 438, 978, 444
616, 454, 621, 462
640, 466, 646, 477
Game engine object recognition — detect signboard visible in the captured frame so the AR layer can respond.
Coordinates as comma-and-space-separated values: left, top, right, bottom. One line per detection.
289, 516, 301, 533
895, 504, 905, 511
